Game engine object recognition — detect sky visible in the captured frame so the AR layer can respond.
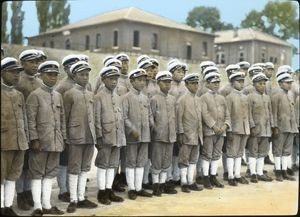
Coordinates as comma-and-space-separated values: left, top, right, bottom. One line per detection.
4, 0, 300, 68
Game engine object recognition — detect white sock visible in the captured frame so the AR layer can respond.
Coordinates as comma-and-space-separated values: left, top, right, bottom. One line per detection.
180, 167, 188, 185
68, 173, 78, 203
281, 156, 289, 170
126, 168, 135, 190
274, 157, 281, 170
152, 173, 159, 184
202, 160, 210, 176
187, 164, 196, 185
256, 157, 265, 176
143, 160, 151, 184
106, 168, 115, 189
210, 160, 219, 175
42, 178, 52, 209
248, 157, 256, 175
172, 156, 180, 181
135, 167, 144, 191
78, 171, 87, 201
57, 165, 68, 194
97, 168, 106, 190
31, 179, 42, 210
227, 158, 234, 179
4, 180, 15, 207
234, 157, 242, 178
1, 184, 4, 208
159, 172, 167, 184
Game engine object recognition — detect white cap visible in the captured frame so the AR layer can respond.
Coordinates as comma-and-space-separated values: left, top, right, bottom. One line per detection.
37, 50, 47, 60
150, 58, 159, 66
277, 73, 293, 82
155, 71, 172, 81
204, 72, 220, 82
228, 71, 245, 81
238, 61, 250, 69
183, 73, 200, 82
252, 73, 268, 82
128, 68, 147, 79
104, 58, 122, 69
252, 63, 266, 68
248, 66, 263, 76
182, 62, 188, 71
116, 53, 130, 62
100, 66, 120, 78
62, 54, 80, 66
19, 49, 40, 61
78, 54, 89, 62
137, 55, 150, 64
225, 64, 240, 73
199, 61, 215, 71
102, 55, 115, 65
203, 66, 219, 76
138, 59, 153, 69
168, 61, 183, 73
265, 62, 274, 69
38, 61, 60, 73
167, 58, 179, 67
70, 61, 91, 74
1, 57, 23, 71
277, 65, 293, 74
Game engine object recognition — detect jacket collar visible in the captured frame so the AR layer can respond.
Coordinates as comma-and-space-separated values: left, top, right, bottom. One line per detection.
41, 83, 54, 93
1, 82, 14, 91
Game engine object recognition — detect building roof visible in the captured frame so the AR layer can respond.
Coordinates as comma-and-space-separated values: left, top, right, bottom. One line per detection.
214, 28, 292, 47
34, 7, 214, 37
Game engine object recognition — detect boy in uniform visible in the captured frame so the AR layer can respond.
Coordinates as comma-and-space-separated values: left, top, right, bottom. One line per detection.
196, 61, 216, 97
94, 66, 125, 205
150, 71, 177, 196
1, 58, 28, 216
177, 73, 203, 193
122, 68, 153, 200
200, 72, 230, 189
242, 66, 263, 95
26, 61, 65, 216
94, 55, 114, 94
237, 61, 251, 88
64, 61, 98, 213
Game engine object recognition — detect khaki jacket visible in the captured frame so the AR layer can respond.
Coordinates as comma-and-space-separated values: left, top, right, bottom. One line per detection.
64, 84, 96, 145
15, 72, 42, 99
150, 91, 177, 143
200, 90, 230, 137
219, 83, 232, 97
1, 84, 28, 151
248, 91, 274, 137
26, 84, 66, 152
142, 79, 159, 99
243, 84, 255, 95
94, 87, 126, 147
196, 80, 209, 97
169, 81, 187, 101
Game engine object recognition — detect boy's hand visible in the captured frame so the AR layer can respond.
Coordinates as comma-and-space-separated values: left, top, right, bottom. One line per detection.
30, 140, 41, 152
131, 130, 140, 141
227, 132, 233, 141
220, 124, 228, 134
272, 127, 279, 138
212, 125, 222, 135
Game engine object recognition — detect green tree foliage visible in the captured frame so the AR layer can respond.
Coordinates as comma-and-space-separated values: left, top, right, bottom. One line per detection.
10, 1, 24, 44
186, 6, 234, 32
36, 1, 51, 33
1, 1, 8, 43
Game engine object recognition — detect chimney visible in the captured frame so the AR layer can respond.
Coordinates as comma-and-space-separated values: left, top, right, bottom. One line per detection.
233, 28, 238, 37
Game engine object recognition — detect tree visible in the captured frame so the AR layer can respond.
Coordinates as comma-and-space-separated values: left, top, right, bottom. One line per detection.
36, 1, 51, 33
10, 1, 24, 44
241, 10, 266, 31
1, 1, 8, 43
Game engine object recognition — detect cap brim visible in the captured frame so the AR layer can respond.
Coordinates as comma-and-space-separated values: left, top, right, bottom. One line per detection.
210, 78, 221, 83
41, 69, 59, 73
158, 78, 173, 81
3, 65, 24, 72
74, 66, 91, 73
102, 72, 120, 78
281, 78, 294, 82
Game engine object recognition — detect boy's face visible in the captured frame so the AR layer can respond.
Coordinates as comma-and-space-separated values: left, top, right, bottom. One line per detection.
121, 60, 129, 75
185, 81, 199, 94
130, 76, 146, 91
102, 75, 119, 91
232, 79, 244, 91
152, 65, 159, 78
265, 68, 274, 79
279, 81, 292, 91
253, 80, 266, 94
172, 68, 185, 82
206, 81, 220, 92
41, 71, 58, 87
158, 80, 171, 94
1, 69, 21, 86
74, 70, 89, 87
21, 59, 39, 75
145, 66, 155, 80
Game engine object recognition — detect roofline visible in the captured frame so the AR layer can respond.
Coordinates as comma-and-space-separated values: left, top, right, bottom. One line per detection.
215, 39, 293, 48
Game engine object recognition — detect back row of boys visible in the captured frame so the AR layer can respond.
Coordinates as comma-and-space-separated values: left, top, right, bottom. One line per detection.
1, 48, 299, 216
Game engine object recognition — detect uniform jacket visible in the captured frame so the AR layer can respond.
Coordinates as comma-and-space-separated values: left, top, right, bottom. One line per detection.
169, 81, 187, 101
1, 83, 28, 151
226, 89, 250, 135
142, 79, 159, 99
116, 75, 131, 96
271, 88, 298, 133
55, 76, 92, 96
248, 90, 274, 137
15, 71, 42, 99
242, 84, 255, 95
177, 91, 203, 145
26, 84, 66, 152
219, 83, 232, 97
150, 91, 177, 143
196, 80, 209, 97
95, 86, 126, 147
200, 90, 230, 137
295, 95, 299, 128
122, 87, 153, 143
94, 76, 103, 94
265, 80, 273, 96
64, 84, 96, 145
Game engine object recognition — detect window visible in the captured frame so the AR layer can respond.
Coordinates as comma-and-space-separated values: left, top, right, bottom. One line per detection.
274, 57, 277, 64
221, 53, 225, 64
202, 42, 208, 56
133, 30, 140, 47
151, 33, 158, 50
113, 30, 118, 47
239, 52, 244, 61
65, 39, 71, 50
50, 41, 54, 48
186, 43, 192, 60
269, 57, 273, 63
96, 33, 101, 49
216, 54, 219, 64
85, 35, 90, 50
261, 53, 265, 62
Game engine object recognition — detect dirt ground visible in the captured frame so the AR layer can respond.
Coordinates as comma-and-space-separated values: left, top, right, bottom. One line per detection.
14, 152, 299, 216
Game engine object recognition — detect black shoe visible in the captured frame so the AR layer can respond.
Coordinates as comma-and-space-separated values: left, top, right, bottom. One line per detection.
24, 190, 34, 207
210, 175, 224, 188
142, 183, 153, 190
161, 183, 177, 194
169, 180, 180, 186
31, 208, 43, 216
66, 202, 77, 213
77, 199, 98, 209
152, 183, 162, 196
58, 192, 70, 202
17, 192, 31, 211
241, 158, 247, 166
128, 190, 137, 200
107, 189, 124, 202
235, 176, 249, 184
3, 207, 19, 216
196, 176, 203, 184
257, 174, 273, 182
287, 168, 295, 176
263, 170, 268, 174
228, 178, 238, 186
282, 170, 295, 181
203, 176, 213, 189
245, 169, 251, 178
188, 183, 203, 191
264, 156, 274, 165
112, 174, 126, 192
250, 174, 258, 183
137, 189, 153, 197
275, 170, 283, 182
97, 190, 111, 205
223, 172, 228, 181
181, 184, 191, 193
43, 206, 64, 215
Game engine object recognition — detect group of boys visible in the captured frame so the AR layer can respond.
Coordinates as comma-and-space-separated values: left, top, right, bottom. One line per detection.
1, 48, 299, 216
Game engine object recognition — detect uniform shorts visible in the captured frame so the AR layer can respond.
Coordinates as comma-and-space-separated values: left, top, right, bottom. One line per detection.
1, 150, 25, 183
247, 137, 270, 158
201, 135, 224, 161
68, 144, 94, 175
126, 143, 148, 168
28, 150, 60, 179
178, 144, 199, 168
150, 142, 173, 174
272, 133, 294, 157
226, 134, 248, 158
95, 145, 120, 169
